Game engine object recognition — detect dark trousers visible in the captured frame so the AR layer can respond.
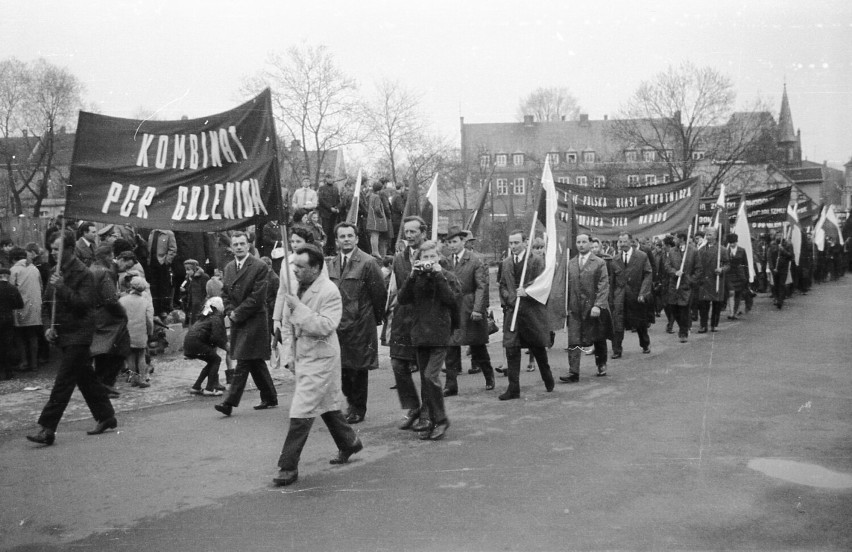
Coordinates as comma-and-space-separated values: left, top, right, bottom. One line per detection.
772, 271, 789, 306
0, 327, 15, 378
414, 347, 448, 424
37, 344, 115, 432
14, 326, 40, 370
321, 216, 337, 256
223, 358, 277, 407
149, 259, 173, 316
698, 300, 724, 329
277, 411, 358, 471
342, 368, 369, 416
189, 352, 222, 390
94, 354, 125, 388
444, 344, 494, 391
506, 345, 552, 389
391, 357, 424, 412
567, 340, 607, 376
731, 290, 753, 313
612, 323, 650, 353
669, 304, 691, 338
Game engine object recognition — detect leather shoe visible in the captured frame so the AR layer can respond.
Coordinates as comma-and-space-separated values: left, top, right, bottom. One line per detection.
665, 324, 674, 334
467, 366, 481, 374
611, 352, 622, 359
330, 439, 363, 464
428, 420, 450, 441
498, 389, 520, 400
398, 408, 420, 430
273, 469, 298, 486
345, 412, 364, 424
214, 403, 233, 416
443, 387, 458, 397
484, 377, 495, 391
544, 375, 555, 392
87, 417, 117, 435
253, 401, 278, 410
26, 428, 55, 446
698, 327, 708, 334
596, 366, 607, 377
559, 374, 579, 383
642, 347, 651, 354
411, 419, 432, 433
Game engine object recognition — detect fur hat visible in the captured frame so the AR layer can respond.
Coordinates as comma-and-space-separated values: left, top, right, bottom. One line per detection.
129, 276, 149, 292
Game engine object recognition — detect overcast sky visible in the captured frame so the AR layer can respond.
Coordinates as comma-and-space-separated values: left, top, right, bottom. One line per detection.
3, 0, 851, 167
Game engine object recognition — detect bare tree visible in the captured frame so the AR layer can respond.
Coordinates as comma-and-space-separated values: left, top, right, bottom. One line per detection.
0, 58, 82, 216
244, 44, 364, 189
517, 86, 581, 122
611, 61, 774, 196
363, 78, 424, 187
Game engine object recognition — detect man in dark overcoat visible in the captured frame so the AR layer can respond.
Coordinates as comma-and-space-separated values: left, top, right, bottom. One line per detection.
611, 232, 653, 358
664, 232, 700, 342
725, 233, 751, 318
214, 231, 277, 416
443, 226, 495, 395
768, 236, 793, 308
562, 233, 611, 383
695, 227, 730, 332
327, 222, 387, 424
317, 174, 341, 255
498, 229, 554, 400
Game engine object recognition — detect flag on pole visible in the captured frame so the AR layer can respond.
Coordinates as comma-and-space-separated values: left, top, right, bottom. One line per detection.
464, 177, 491, 237
345, 168, 362, 224
733, 197, 756, 283
525, 158, 558, 304
786, 202, 802, 265
713, 183, 730, 238
423, 173, 439, 242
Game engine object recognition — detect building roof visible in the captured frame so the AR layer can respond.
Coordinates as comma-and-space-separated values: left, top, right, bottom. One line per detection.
0, 131, 75, 167
777, 84, 796, 143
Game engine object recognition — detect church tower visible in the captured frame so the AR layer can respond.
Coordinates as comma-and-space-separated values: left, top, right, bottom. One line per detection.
777, 84, 802, 166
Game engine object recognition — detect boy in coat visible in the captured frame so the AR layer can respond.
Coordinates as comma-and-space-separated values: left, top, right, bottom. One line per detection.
274, 245, 362, 486
185, 296, 228, 396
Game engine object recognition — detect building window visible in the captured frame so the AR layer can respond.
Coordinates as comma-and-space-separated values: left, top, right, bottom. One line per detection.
513, 178, 525, 195
496, 178, 508, 195
644, 174, 656, 185
643, 150, 656, 162
625, 150, 638, 162
627, 175, 640, 187
513, 153, 524, 166
593, 176, 606, 188
548, 153, 560, 166
480, 154, 490, 168
495, 154, 507, 167
576, 176, 588, 187
661, 174, 671, 183
692, 151, 705, 161
556, 177, 570, 184
583, 151, 595, 163
566, 152, 578, 163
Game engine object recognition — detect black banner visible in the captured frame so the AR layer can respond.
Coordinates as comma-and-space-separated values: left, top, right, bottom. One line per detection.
66, 89, 282, 230
555, 177, 700, 240
698, 186, 817, 231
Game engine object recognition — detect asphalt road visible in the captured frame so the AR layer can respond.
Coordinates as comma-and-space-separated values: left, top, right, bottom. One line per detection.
2, 278, 851, 551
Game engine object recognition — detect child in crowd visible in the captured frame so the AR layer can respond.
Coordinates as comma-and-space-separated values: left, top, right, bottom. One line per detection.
119, 276, 154, 388
184, 296, 227, 396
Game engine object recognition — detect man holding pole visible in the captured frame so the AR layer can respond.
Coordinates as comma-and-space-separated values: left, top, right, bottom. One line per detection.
664, 231, 699, 343
497, 229, 554, 400
695, 227, 729, 333
27, 230, 117, 446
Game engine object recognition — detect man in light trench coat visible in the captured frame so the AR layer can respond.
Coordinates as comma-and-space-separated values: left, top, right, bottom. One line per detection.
273, 245, 363, 487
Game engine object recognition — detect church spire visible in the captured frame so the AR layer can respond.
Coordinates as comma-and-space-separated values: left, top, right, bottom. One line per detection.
777, 84, 796, 143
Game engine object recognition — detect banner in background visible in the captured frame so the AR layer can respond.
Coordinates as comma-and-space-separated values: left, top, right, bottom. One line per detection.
554, 177, 700, 240
697, 186, 818, 232
66, 89, 282, 230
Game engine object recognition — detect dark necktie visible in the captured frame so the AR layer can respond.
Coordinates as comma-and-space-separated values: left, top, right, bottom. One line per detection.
341, 255, 348, 273
623, 252, 628, 264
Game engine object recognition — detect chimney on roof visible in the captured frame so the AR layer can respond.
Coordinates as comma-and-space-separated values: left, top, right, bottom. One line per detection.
579, 114, 589, 127
21, 129, 27, 138
523, 115, 534, 126
58, 126, 66, 135
561, 115, 566, 122
673, 110, 682, 124
824, 160, 828, 167
604, 114, 608, 121
290, 140, 301, 153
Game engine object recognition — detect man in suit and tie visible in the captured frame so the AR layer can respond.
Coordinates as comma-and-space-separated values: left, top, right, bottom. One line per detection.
725, 233, 751, 318
74, 222, 98, 267
611, 232, 654, 358
214, 231, 278, 416
326, 222, 387, 424
497, 229, 554, 400
443, 225, 495, 396
695, 227, 729, 333
561, 233, 611, 383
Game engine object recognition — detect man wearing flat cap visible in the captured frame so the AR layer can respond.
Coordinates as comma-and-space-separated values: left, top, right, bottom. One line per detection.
443, 225, 495, 395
